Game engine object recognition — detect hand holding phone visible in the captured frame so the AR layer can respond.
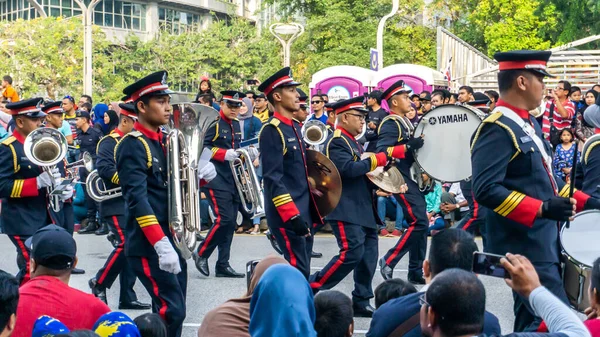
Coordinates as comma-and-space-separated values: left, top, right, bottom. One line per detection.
501, 253, 542, 299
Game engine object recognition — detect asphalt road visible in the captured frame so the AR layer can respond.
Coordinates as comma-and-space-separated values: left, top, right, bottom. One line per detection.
0, 233, 516, 336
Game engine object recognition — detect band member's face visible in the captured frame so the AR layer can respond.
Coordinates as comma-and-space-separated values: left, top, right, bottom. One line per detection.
17, 116, 43, 135
62, 99, 74, 112
277, 86, 299, 113
522, 73, 545, 110
392, 93, 411, 114
46, 113, 63, 129
343, 111, 365, 136
138, 95, 172, 126
223, 102, 241, 120
431, 95, 443, 107
458, 89, 470, 103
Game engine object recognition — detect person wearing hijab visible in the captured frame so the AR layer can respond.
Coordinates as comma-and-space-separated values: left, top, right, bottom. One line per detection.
249, 264, 317, 337
92, 103, 109, 135
238, 97, 262, 141
103, 109, 119, 134
197, 255, 289, 337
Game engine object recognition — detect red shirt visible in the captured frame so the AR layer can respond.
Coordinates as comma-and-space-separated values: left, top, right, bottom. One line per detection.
542, 98, 575, 139
12, 276, 110, 337
586, 319, 600, 337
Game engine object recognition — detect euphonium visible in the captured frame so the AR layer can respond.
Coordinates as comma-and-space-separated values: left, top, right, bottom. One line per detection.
167, 103, 219, 260
85, 169, 122, 202
301, 119, 329, 146
24, 127, 68, 212
230, 148, 264, 218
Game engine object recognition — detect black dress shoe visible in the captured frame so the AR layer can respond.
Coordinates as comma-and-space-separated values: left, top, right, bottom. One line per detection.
311, 251, 323, 258
408, 273, 426, 285
193, 254, 209, 276
353, 303, 375, 318
78, 219, 99, 234
89, 277, 107, 304
106, 232, 119, 248
215, 265, 245, 278
379, 257, 393, 280
72, 267, 85, 275
95, 222, 109, 235
119, 300, 151, 310
265, 231, 282, 255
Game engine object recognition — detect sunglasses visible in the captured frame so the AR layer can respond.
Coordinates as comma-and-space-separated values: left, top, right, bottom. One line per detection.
63, 95, 75, 103
311, 100, 323, 104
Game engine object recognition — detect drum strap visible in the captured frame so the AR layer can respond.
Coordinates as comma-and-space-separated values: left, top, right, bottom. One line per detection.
496, 106, 556, 186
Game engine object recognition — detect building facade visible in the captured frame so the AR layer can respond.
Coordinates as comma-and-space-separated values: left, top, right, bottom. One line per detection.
0, 0, 265, 41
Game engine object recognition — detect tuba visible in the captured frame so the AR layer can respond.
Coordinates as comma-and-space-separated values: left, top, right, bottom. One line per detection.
230, 148, 264, 218
302, 120, 329, 146
85, 169, 122, 202
24, 127, 68, 212
167, 103, 219, 260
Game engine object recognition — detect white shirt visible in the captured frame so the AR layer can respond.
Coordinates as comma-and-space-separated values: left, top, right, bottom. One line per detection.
449, 183, 469, 212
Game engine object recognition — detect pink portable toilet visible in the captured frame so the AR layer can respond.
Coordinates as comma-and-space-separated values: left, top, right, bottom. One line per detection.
309, 66, 375, 102
372, 64, 448, 94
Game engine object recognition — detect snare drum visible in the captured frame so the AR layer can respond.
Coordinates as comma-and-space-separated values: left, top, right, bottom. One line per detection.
560, 210, 600, 312
413, 105, 485, 182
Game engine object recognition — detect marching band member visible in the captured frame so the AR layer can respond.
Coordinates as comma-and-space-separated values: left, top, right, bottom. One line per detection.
470, 50, 600, 332
258, 67, 323, 279
0, 98, 58, 284
309, 96, 388, 318
580, 99, 600, 198
116, 71, 216, 337
376, 80, 427, 284
89, 102, 150, 310
293, 88, 310, 124
193, 90, 246, 279
42, 101, 75, 236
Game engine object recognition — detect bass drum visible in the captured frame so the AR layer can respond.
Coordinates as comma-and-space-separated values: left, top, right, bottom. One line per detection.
560, 210, 600, 312
413, 104, 485, 182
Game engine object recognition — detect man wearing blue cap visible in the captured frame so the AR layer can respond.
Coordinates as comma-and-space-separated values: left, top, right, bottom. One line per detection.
471, 50, 600, 331
258, 67, 324, 278
89, 102, 149, 310
193, 90, 247, 279
376, 80, 428, 285
0, 97, 59, 285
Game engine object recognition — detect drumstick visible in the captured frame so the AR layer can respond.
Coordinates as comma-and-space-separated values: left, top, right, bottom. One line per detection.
565, 146, 579, 229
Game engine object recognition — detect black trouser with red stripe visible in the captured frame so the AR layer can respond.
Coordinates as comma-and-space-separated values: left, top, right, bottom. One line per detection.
309, 221, 378, 305
128, 253, 187, 337
7, 235, 31, 285
49, 202, 74, 235
382, 188, 428, 277
270, 226, 313, 279
94, 214, 138, 303
456, 201, 488, 249
197, 188, 239, 269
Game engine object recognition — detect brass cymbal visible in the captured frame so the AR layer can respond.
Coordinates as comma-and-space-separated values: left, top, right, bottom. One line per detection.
361, 152, 405, 194
306, 149, 342, 216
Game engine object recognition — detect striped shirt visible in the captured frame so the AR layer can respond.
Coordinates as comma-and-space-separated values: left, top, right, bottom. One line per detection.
542, 99, 575, 139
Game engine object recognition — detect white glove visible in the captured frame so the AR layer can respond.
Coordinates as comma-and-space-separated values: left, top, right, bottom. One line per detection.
36, 171, 53, 189
248, 147, 259, 161
153, 237, 181, 274
198, 162, 217, 182
49, 167, 62, 185
60, 184, 74, 201
224, 149, 240, 161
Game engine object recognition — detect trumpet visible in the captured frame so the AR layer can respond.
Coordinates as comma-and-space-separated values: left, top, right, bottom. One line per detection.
66, 152, 94, 180
302, 120, 329, 146
24, 127, 68, 212
85, 170, 122, 202
230, 148, 264, 217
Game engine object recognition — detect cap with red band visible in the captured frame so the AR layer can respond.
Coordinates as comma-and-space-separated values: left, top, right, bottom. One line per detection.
118, 103, 137, 119
330, 96, 368, 115
220, 90, 245, 107
494, 50, 554, 77
258, 67, 302, 96
41, 101, 63, 115
6, 97, 46, 117
122, 70, 174, 102
381, 80, 412, 101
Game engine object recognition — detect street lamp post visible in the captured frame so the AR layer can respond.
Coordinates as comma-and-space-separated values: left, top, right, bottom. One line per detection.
269, 23, 304, 67
73, 0, 101, 96
376, 0, 399, 70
